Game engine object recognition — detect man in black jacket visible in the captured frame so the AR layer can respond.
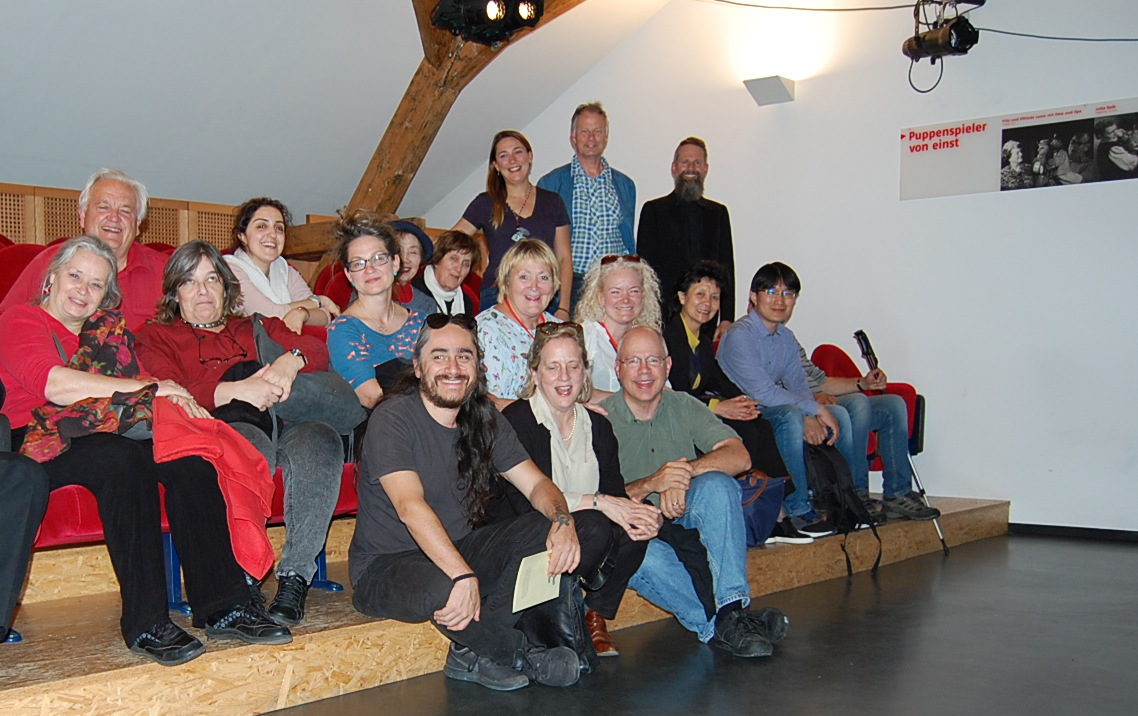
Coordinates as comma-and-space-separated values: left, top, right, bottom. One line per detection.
637, 137, 735, 340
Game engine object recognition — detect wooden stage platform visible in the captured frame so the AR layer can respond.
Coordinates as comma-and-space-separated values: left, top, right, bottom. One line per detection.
0, 496, 1008, 715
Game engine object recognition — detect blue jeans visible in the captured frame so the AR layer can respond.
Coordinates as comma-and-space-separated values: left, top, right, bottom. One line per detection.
628, 473, 750, 643
834, 393, 912, 499
763, 403, 855, 518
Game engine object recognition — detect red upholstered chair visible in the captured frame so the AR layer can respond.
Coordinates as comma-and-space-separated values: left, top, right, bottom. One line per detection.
809, 344, 926, 469
45, 236, 70, 247
0, 243, 48, 304
0, 233, 13, 248
312, 262, 353, 312
145, 242, 179, 255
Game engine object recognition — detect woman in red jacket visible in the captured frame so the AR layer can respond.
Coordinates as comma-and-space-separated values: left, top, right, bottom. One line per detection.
0, 236, 290, 666
136, 240, 343, 627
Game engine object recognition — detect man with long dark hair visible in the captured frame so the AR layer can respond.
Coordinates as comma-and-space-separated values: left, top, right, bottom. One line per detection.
348, 314, 611, 691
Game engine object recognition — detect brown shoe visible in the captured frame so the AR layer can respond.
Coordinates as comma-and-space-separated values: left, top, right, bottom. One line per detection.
586, 609, 618, 657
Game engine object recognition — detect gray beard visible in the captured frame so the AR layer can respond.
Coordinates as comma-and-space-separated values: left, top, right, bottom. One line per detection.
675, 175, 704, 202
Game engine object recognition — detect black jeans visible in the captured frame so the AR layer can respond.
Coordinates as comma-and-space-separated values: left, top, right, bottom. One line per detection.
36, 434, 249, 645
584, 526, 648, 620
0, 452, 49, 636
353, 510, 611, 665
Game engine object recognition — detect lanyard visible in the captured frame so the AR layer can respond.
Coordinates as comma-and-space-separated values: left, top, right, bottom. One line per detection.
600, 322, 619, 351
503, 297, 535, 339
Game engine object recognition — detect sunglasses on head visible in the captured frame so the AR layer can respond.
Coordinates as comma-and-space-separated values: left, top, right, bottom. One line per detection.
600, 254, 641, 266
425, 313, 477, 330
536, 320, 583, 336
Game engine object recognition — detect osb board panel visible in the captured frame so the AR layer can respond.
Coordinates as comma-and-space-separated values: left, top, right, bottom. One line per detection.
24, 518, 357, 604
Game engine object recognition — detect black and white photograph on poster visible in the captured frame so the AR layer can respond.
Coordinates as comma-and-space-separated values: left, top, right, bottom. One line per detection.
901, 96, 1138, 201
999, 118, 1094, 191
1091, 113, 1138, 183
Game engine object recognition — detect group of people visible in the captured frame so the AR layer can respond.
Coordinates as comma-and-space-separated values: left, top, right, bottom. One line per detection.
0, 101, 937, 691
1001, 117, 1138, 190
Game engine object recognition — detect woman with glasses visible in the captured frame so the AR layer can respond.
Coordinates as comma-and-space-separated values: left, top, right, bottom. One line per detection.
452, 130, 573, 317
326, 213, 426, 409
476, 239, 561, 409
136, 240, 343, 628
224, 197, 341, 334
573, 254, 663, 397
2, 236, 290, 666
487, 321, 660, 657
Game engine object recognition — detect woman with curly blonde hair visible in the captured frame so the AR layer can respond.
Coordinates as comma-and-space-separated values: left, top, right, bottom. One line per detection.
573, 255, 662, 395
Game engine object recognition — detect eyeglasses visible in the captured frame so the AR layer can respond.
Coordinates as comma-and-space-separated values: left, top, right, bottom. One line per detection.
425, 313, 477, 331
196, 326, 249, 368
536, 321, 583, 336
618, 355, 666, 369
760, 288, 798, 300
346, 252, 393, 272
600, 254, 641, 266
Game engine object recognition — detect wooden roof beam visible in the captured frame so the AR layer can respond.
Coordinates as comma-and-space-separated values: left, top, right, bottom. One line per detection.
285, 0, 589, 260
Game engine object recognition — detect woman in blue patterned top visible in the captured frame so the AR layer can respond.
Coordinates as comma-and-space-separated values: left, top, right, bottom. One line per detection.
327, 213, 425, 409
476, 239, 560, 410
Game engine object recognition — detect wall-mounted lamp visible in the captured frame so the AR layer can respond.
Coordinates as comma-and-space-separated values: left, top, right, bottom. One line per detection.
744, 75, 795, 106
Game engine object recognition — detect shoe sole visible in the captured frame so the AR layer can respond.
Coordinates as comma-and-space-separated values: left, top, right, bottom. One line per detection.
796, 528, 835, 538
765, 535, 814, 545
205, 628, 293, 645
884, 511, 939, 521
710, 637, 773, 658
130, 641, 205, 667
444, 664, 529, 691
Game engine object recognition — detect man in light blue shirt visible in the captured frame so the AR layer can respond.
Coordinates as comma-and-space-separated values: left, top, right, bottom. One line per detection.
716, 263, 848, 536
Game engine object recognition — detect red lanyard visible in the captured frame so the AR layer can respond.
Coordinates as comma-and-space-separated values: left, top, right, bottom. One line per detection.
503, 297, 535, 339
600, 322, 619, 351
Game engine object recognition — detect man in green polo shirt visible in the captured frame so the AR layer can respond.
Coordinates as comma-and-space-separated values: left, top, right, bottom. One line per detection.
600, 327, 788, 657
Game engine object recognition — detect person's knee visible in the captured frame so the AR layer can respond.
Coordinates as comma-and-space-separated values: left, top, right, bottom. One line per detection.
688, 472, 741, 512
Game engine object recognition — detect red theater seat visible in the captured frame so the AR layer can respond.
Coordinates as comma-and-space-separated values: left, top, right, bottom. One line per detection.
0, 243, 47, 305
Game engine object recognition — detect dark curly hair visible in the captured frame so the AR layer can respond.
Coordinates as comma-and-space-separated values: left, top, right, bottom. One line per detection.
667, 260, 729, 321
232, 197, 293, 250
387, 315, 501, 527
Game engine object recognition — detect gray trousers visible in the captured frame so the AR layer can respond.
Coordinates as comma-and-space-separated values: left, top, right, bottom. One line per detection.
232, 421, 343, 583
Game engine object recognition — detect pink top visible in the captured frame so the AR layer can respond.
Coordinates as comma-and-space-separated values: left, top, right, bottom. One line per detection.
226, 259, 321, 321
0, 242, 167, 332
0, 305, 80, 428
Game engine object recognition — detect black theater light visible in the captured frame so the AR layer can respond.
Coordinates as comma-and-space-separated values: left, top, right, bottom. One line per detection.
432, 0, 545, 48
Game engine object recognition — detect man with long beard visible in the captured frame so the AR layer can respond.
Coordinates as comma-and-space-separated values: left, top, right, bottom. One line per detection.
348, 314, 611, 691
637, 137, 736, 340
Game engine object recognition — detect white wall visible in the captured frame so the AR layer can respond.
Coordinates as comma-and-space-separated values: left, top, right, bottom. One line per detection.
427, 0, 1138, 530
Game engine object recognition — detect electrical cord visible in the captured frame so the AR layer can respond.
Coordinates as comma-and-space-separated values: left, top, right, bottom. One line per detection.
705, 1, 911, 10
908, 57, 944, 93
975, 28, 1138, 43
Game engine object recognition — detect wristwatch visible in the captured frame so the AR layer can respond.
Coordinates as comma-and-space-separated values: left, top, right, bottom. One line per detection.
289, 347, 307, 366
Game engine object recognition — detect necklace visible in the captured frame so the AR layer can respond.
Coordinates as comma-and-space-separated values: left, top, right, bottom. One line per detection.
508, 183, 534, 225
562, 407, 577, 443
502, 297, 535, 338
182, 317, 225, 330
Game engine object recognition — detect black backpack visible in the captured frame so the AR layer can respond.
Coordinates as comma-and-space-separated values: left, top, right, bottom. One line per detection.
803, 443, 882, 576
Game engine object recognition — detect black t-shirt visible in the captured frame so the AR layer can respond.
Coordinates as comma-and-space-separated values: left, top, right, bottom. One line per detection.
348, 390, 531, 585
461, 189, 569, 290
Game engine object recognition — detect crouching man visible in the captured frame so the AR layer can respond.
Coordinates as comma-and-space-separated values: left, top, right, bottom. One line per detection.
349, 314, 611, 690
600, 327, 789, 657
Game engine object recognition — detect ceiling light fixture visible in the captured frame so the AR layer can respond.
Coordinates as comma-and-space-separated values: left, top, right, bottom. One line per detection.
432, 0, 545, 48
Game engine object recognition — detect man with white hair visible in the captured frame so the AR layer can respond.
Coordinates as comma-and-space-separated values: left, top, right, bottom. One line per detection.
0, 168, 168, 330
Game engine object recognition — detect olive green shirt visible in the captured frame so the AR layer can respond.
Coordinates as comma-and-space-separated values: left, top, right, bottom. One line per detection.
600, 390, 739, 500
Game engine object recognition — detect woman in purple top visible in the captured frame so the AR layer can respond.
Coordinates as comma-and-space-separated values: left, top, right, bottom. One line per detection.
452, 130, 572, 319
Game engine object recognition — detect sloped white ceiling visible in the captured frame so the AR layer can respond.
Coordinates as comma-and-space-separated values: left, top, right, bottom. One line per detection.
0, 0, 668, 220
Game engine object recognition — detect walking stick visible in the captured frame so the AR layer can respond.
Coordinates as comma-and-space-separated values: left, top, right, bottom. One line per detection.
853, 330, 949, 556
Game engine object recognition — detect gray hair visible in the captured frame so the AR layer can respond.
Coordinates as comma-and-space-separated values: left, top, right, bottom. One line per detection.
571, 102, 608, 132
155, 240, 244, 323
40, 236, 122, 310
78, 168, 150, 221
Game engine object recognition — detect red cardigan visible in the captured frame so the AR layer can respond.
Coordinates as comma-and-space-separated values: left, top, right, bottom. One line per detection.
134, 316, 329, 410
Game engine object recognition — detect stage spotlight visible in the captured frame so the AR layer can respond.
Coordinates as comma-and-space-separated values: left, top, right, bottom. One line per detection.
432, 0, 545, 47
902, 15, 979, 62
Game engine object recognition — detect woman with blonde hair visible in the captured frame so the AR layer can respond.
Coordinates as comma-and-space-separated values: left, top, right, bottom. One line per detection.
573, 254, 662, 395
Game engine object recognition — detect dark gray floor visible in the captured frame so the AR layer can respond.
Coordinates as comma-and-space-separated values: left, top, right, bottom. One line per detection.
280, 535, 1138, 716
